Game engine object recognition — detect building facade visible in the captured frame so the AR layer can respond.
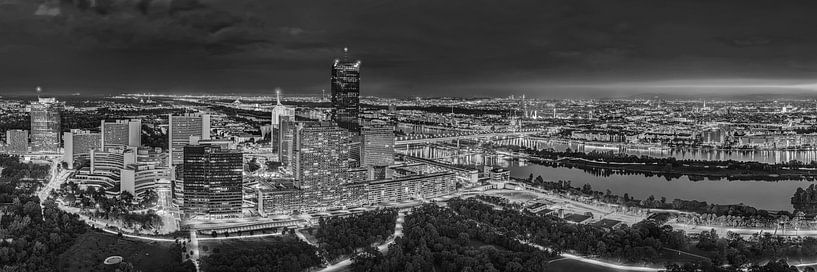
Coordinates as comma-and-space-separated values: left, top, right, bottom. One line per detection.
63, 129, 102, 168
182, 145, 243, 217
293, 122, 358, 190
271, 89, 296, 154
330, 48, 362, 130
278, 117, 296, 170
169, 114, 211, 166
361, 125, 395, 167
102, 119, 141, 148
5, 129, 28, 154
30, 97, 62, 152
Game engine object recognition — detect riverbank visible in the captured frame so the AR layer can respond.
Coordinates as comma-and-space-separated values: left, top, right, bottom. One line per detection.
497, 144, 817, 181
552, 157, 817, 181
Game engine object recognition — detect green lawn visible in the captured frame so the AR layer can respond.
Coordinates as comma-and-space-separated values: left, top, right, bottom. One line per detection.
198, 235, 300, 257
544, 258, 626, 272
58, 230, 189, 272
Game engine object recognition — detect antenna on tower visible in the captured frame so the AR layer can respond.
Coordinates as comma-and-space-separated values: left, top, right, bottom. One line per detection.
275, 88, 282, 105
35, 86, 42, 98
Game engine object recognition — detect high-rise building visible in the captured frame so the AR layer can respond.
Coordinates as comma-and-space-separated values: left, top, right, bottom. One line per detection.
69, 146, 137, 194
331, 48, 361, 131
63, 129, 102, 169
101, 119, 141, 148
5, 129, 29, 154
361, 125, 395, 167
182, 145, 243, 217
271, 89, 295, 153
168, 113, 211, 166
293, 122, 358, 190
121, 147, 171, 197
278, 116, 296, 170
30, 97, 62, 152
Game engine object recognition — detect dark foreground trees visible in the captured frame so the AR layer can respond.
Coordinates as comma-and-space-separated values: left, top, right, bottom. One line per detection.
200, 237, 321, 272
352, 204, 557, 272
316, 208, 398, 260
0, 198, 88, 271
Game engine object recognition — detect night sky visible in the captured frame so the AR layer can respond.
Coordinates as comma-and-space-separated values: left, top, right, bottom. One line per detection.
3, 0, 817, 98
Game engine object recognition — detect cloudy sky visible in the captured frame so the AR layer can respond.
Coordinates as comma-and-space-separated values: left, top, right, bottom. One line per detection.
3, 0, 817, 98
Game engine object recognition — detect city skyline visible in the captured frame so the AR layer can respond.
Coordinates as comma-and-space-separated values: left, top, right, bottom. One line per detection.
7, 1, 817, 272
4, 1, 817, 98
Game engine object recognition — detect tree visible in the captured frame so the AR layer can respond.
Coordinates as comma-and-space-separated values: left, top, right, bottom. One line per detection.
120, 191, 134, 205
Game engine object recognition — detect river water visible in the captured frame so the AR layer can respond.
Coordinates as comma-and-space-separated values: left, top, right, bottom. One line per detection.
510, 163, 808, 211
400, 141, 816, 211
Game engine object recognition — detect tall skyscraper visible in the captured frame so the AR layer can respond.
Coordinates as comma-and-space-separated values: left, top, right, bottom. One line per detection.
182, 145, 243, 217
168, 113, 211, 166
361, 125, 395, 167
331, 48, 361, 131
101, 119, 141, 148
63, 129, 102, 169
5, 130, 29, 154
271, 89, 295, 153
278, 116, 296, 170
30, 97, 62, 152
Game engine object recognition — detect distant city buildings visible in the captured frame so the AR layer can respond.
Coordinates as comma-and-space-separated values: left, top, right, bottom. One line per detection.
182, 144, 243, 217
101, 119, 141, 148
30, 97, 62, 152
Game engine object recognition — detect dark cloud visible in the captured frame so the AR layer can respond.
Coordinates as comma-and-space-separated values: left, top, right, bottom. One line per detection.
3, 0, 817, 97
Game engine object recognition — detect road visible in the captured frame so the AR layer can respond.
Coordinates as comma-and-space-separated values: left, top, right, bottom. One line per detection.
520, 240, 663, 272
669, 222, 817, 238
189, 230, 201, 272
38, 160, 66, 203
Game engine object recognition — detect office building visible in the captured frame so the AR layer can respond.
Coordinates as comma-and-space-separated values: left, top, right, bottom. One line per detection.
182, 145, 243, 217
331, 48, 361, 130
30, 97, 62, 152
278, 117, 296, 169
101, 119, 141, 148
68, 145, 170, 199
259, 172, 455, 214
69, 146, 137, 197
5, 130, 28, 154
361, 125, 395, 167
293, 122, 358, 189
169, 113, 211, 166
121, 147, 171, 197
63, 129, 102, 169
271, 89, 295, 153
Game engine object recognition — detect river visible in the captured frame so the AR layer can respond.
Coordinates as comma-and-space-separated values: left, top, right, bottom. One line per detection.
510, 162, 810, 211
399, 141, 814, 211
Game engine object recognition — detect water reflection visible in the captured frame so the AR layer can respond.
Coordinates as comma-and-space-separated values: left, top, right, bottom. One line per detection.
510, 164, 806, 211
490, 137, 817, 164
398, 140, 814, 211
